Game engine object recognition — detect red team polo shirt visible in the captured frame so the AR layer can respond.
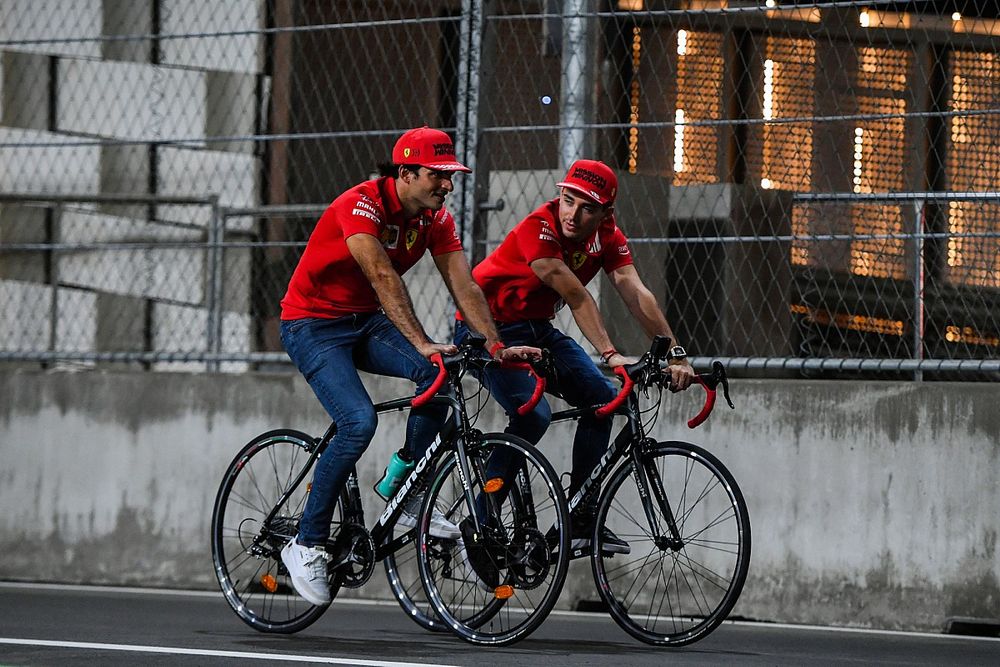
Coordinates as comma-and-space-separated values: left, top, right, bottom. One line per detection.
280, 176, 464, 320
470, 198, 633, 322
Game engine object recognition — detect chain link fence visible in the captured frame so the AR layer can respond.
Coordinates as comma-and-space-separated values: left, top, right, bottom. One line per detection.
1, 1, 998, 378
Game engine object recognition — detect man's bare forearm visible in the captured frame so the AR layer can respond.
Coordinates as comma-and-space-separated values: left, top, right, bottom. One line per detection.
567, 288, 616, 354
371, 270, 432, 347
453, 281, 502, 347
347, 234, 431, 350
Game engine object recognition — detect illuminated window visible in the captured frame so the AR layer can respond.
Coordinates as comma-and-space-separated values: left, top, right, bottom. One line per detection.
673, 109, 686, 172
944, 324, 999, 347
673, 30, 723, 185
846, 46, 909, 280
628, 26, 642, 174
946, 51, 1000, 289
762, 59, 775, 121
852, 127, 866, 194
749, 38, 814, 263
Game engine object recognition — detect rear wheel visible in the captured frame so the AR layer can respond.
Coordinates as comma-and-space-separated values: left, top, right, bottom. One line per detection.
592, 440, 751, 646
383, 520, 447, 632
417, 433, 570, 646
211, 429, 344, 633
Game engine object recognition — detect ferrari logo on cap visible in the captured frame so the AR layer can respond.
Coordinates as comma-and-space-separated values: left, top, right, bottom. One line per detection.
403, 148, 411, 158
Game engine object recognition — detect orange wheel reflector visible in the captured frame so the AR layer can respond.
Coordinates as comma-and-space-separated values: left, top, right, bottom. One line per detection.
484, 478, 504, 493
494, 585, 515, 600
307, 482, 312, 492
261, 574, 278, 593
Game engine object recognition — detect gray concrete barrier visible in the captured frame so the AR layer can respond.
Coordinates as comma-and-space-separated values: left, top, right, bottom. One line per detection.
1, 369, 997, 632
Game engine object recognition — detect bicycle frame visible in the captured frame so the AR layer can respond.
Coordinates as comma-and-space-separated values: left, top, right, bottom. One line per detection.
256, 359, 527, 574
551, 386, 683, 554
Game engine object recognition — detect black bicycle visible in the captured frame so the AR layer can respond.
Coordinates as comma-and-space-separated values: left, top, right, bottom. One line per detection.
210, 339, 570, 646
545, 335, 749, 646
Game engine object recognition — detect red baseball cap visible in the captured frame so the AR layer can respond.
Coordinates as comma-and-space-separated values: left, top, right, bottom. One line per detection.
392, 126, 471, 173
556, 159, 618, 206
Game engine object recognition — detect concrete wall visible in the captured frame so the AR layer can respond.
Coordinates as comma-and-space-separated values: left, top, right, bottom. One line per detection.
0, 369, 998, 632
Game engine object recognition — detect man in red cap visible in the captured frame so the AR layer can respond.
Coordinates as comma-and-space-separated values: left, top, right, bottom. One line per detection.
278, 126, 536, 605
455, 158, 695, 555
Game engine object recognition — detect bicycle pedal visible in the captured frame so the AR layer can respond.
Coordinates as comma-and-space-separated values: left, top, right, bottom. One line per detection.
553, 544, 591, 560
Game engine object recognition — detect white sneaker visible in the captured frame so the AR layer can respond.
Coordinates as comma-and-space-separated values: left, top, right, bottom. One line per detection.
397, 493, 462, 539
280, 538, 332, 606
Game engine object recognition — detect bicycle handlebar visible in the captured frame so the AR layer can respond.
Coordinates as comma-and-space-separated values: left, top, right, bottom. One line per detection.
685, 361, 735, 428
411, 352, 448, 408
594, 342, 734, 427
496, 359, 547, 415
594, 366, 634, 418
412, 347, 548, 415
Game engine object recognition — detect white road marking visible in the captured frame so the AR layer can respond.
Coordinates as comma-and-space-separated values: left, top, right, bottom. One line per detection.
0, 638, 459, 666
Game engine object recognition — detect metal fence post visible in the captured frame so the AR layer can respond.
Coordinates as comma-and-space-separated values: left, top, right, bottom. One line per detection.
206, 196, 223, 373
455, 0, 484, 255
560, 0, 593, 170
913, 199, 925, 382
48, 202, 62, 357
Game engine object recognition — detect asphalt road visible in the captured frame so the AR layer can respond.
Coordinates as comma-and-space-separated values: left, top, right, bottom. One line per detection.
1, 583, 996, 666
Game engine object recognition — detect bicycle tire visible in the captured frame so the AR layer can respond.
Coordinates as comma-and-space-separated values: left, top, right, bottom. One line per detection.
383, 526, 448, 632
211, 429, 344, 633
417, 433, 571, 646
591, 440, 751, 646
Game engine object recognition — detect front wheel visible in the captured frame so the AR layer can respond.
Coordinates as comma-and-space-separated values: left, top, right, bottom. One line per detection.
417, 433, 570, 647
211, 429, 344, 633
383, 521, 448, 632
592, 441, 751, 646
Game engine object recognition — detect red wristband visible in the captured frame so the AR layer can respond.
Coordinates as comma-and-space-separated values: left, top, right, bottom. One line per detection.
489, 341, 506, 357
600, 347, 618, 364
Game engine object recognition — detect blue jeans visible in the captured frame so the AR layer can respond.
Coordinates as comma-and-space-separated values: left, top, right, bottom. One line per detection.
455, 319, 616, 509
281, 313, 448, 546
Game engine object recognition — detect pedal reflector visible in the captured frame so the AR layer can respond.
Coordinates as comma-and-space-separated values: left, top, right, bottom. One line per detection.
484, 478, 504, 493
494, 585, 514, 599
261, 574, 278, 593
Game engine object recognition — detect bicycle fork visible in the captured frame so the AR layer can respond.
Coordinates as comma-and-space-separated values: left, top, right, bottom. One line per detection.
632, 440, 685, 551
619, 396, 684, 551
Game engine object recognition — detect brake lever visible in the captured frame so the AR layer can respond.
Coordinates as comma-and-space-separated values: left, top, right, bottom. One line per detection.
716, 362, 735, 410
708, 361, 735, 410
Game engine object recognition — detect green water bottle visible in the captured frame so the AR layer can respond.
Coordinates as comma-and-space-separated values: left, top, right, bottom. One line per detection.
375, 448, 415, 500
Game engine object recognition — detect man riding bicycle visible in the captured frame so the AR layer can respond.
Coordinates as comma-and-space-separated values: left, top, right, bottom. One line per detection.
455, 159, 695, 555
279, 126, 536, 606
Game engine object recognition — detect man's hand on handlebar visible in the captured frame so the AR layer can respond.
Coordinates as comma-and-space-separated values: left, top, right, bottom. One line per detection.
664, 358, 696, 392
418, 341, 459, 360
495, 345, 543, 362
603, 352, 639, 368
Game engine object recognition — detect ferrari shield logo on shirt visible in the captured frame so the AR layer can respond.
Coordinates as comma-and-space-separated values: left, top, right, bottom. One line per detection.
406, 229, 419, 250
570, 250, 587, 270
380, 225, 400, 249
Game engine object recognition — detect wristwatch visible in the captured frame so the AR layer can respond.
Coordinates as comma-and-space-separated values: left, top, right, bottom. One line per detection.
668, 345, 687, 361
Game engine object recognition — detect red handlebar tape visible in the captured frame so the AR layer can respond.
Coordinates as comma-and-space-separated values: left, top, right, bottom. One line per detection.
412, 352, 447, 408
